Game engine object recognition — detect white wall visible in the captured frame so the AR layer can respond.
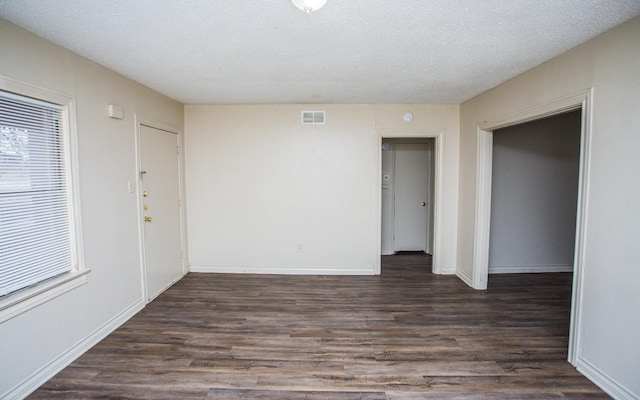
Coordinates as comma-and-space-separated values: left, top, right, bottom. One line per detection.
458, 16, 640, 399
0, 19, 183, 398
489, 111, 581, 273
185, 104, 459, 274
381, 141, 395, 255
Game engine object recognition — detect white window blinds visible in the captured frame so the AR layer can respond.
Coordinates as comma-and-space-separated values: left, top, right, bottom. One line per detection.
0, 90, 72, 297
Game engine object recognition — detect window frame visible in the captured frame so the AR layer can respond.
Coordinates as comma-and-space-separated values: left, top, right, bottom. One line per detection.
0, 76, 88, 324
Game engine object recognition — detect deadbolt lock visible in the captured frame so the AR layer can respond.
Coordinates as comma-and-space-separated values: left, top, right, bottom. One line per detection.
143, 190, 148, 197
144, 216, 152, 223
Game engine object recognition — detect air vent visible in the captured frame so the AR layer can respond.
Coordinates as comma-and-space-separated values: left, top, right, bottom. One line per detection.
302, 111, 326, 125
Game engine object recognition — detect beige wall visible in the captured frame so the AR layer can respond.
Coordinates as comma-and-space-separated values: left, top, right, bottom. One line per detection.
459, 16, 640, 398
3, 9, 639, 400
185, 104, 459, 274
0, 19, 183, 398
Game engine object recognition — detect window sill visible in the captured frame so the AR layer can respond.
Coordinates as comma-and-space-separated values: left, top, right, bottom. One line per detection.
0, 268, 90, 324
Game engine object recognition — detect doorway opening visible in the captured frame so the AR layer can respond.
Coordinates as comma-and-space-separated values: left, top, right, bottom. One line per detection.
380, 138, 435, 274
488, 110, 581, 359
488, 110, 581, 276
472, 89, 593, 365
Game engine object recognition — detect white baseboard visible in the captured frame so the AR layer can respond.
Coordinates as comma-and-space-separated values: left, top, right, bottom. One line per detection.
489, 264, 573, 274
3, 298, 145, 400
577, 356, 639, 400
189, 265, 375, 275
456, 268, 474, 287
439, 267, 457, 275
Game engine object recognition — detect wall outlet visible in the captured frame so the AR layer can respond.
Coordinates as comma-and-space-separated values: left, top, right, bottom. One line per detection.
296, 243, 304, 253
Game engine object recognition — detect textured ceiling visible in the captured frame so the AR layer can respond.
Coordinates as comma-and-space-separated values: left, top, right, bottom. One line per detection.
1, 0, 639, 104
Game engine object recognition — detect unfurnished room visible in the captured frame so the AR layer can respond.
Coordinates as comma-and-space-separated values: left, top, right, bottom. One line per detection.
1, 1, 639, 399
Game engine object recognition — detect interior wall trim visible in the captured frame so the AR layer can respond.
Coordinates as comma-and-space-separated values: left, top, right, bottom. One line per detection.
488, 265, 574, 274
2, 298, 146, 400
456, 268, 473, 287
189, 265, 374, 275
577, 357, 638, 400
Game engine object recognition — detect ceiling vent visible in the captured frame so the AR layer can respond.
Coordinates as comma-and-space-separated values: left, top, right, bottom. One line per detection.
302, 111, 325, 125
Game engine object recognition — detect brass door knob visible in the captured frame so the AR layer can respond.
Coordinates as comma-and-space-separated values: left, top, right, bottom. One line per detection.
144, 216, 152, 223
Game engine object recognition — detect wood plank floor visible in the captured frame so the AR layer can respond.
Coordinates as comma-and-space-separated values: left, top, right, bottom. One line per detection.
29, 253, 610, 399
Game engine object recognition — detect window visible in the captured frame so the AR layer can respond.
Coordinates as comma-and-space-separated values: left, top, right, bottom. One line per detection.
0, 78, 87, 322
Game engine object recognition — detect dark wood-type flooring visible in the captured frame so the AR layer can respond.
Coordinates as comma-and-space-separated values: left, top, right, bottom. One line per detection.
29, 253, 609, 399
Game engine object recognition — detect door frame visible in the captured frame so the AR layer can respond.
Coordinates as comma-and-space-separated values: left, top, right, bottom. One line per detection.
375, 131, 444, 274
471, 89, 593, 365
425, 140, 434, 255
134, 115, 188, 303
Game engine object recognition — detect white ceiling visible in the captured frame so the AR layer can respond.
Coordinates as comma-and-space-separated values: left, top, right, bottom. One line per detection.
1, 0, 639, 104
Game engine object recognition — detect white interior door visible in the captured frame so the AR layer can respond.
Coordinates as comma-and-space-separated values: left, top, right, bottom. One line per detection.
394, 143, 429, 252
140, 124, 184, 301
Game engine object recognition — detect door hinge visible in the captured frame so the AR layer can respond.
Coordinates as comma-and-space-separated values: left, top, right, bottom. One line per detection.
177, 146, 180, 155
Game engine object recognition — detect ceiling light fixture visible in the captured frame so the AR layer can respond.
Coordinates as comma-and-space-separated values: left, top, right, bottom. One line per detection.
290, 0, 328, 14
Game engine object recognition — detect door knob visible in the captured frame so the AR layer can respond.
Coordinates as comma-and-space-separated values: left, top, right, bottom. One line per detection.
421, 202, 427, 207
144, 216, 152, 223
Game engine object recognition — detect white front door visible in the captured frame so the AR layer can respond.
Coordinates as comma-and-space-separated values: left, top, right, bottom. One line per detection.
394, 143, 429, 252
139, 124, 184, 301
